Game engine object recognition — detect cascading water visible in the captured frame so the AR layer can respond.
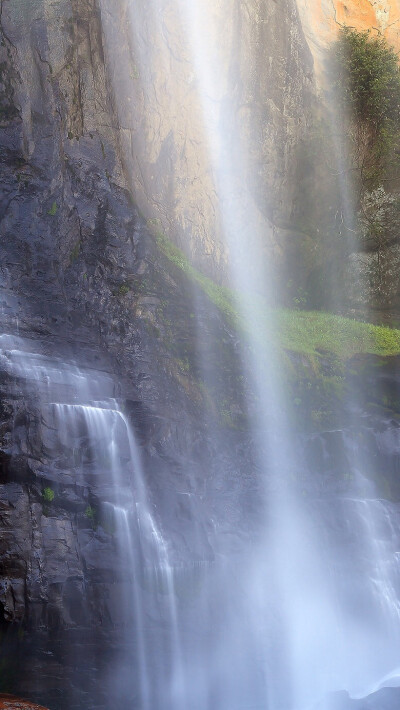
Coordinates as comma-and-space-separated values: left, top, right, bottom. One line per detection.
51, 401, 188, 710
97, 2, 400, 709
0, 272, 188, 709
3, 3, 400, 710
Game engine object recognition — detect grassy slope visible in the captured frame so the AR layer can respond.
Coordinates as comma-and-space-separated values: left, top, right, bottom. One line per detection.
154, 228, 400, 359
278, 309, 400, 357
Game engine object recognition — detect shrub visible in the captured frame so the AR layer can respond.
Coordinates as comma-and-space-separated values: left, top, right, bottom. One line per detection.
85, 505, 97, 528
334, 27, 400, 186
335, 28, 400, 125
118, 284, 130, 296
42, 487, 55, 503
47, 201, 58, 216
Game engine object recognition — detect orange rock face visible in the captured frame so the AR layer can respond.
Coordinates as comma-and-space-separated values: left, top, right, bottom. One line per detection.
296, 0, 400, 85
0, 695, 49, 710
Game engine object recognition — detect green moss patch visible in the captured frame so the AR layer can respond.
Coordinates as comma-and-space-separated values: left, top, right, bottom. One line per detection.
277, 309, 400, 358
153, 228, 237, 322
154, 228, 400, 360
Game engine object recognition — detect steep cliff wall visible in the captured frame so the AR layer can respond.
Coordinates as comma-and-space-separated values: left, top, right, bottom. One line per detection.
297, 0, 400, 87
2, 0, 400, 706
295, 0, 400, 314
98, 0, 400, 305
0, 1, 254, 705
98, 0, 316, 279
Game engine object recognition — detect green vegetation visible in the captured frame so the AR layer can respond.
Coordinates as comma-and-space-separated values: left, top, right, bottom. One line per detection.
85, 505, 99, 530
47, 201, 58, 216
334, 27, 400, 186
175, 357, 190, 373
153, 227, 400, 359
277, 308, 400, 358
333, 28, 400, 306
335, 27, 400, 130
42, 487, 55, 503
118, 283, 130, 297
84, 505, 96, 526
112, 282, 131, 299
153, 226, 237, 323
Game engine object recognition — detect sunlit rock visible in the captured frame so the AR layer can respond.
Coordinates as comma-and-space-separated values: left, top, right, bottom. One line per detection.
297, 0, 400, 87
0, 696, 49, 710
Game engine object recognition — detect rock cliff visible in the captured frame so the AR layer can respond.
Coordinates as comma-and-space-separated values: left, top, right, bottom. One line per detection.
94, 0, 400, 308
297, 0, 400, 87
1, 1, 400, 708
0, 2, 257, 705
98, 0, 316, 279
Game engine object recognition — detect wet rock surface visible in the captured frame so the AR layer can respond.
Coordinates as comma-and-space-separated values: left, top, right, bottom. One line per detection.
99, 0, 316, 278
0, 696, 49, 710
0, 1, 258, 705
1, 0, 400, 708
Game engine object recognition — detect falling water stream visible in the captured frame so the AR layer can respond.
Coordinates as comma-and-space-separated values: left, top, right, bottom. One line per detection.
98, 1, 400, 708
0, 274, 188, 708
3, 2, 400, 709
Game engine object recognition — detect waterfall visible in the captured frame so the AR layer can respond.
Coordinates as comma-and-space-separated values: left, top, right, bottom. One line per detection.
0, 273, 187, 709
3, 3, 400, 709
95, 2, 400, 709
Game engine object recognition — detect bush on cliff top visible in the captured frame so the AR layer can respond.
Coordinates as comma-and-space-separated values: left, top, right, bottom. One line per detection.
335, 27, 400, 129
334, 27, 400, 186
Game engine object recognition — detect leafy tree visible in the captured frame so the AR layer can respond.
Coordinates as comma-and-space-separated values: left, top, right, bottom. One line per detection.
334, 27, 400, 188
331, 28, 400, 309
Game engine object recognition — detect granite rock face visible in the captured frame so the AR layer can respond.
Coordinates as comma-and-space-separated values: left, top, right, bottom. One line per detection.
296, 0, 400, 313
0, 1, 255, 705
98, 0, 316, 279
297, 0, 400, 87
1, 1, 400, 708
95, 0, 400, 306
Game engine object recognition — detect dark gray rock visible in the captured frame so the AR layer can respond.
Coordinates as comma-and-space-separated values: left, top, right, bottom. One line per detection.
0, 1, 399, 708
